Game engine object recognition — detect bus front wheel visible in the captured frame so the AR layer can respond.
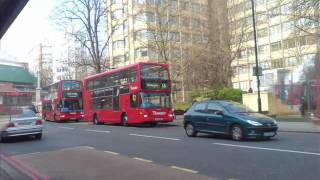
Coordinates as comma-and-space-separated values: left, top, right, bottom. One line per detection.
121, 114, 128, 127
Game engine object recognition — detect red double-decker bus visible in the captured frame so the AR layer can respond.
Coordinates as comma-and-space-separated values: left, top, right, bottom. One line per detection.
83, 62, 174, 126
42, 80, 84, 122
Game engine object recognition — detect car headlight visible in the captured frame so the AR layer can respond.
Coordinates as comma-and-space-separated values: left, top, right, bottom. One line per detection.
246, 120, 263, 126
273, 120, 277, 124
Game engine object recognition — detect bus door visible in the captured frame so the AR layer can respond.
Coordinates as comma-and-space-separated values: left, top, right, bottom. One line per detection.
113, 87, 120, 112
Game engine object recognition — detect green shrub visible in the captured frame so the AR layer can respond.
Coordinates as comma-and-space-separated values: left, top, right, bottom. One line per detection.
174, 102, 192, 111
217, 88, 243, 102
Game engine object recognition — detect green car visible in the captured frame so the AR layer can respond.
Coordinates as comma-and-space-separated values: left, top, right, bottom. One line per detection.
183, 101, 278, 141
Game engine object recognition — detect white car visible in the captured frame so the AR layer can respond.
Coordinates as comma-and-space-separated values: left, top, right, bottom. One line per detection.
0, 107, 43, 142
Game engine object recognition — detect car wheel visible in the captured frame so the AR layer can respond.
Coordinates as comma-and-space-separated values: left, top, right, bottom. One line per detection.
185, 123, 197, 137
231, 125, 244, 141
35, 133, 42, 140
121, 114, 129, 126
93, 115, 100, 125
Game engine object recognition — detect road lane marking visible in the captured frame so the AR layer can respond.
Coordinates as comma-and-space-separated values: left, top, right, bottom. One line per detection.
213, 143, 320, 156
58, 127, 74, 130
60, 146, 95, 151
22, 152, 41, 156
86, 129, 110, 133
129, 134, 180, 141
170, 166, 198, 174
104, 151, 119, 155
133, 157, 153, 163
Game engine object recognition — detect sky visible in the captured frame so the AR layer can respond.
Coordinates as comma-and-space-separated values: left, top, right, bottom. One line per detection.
0, 0, 66, 65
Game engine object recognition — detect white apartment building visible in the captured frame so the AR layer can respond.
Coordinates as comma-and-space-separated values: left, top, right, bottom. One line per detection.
228, 0, 319, 92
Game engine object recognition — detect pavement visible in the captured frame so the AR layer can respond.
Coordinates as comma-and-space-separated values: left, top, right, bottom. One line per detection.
0, 120, 320, 180
13, 147, 214, 180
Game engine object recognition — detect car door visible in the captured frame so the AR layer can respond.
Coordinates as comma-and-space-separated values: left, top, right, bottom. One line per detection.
205, 103, 228, 133
191, 102, 208, 130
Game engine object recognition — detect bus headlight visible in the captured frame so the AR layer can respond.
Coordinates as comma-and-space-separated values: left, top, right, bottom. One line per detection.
144, 115, 148, 118
60, 115, 66, 118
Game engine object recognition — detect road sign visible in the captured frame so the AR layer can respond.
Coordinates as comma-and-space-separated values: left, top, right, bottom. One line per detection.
253, 67, 262, 76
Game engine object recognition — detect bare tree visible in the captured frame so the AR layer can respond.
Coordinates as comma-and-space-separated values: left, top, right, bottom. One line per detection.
291, 0, 320, 37
52, 0, 113, 73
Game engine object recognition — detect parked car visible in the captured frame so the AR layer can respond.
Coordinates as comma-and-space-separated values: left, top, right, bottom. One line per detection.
183, 101, 278, 141
0, 106, 43, 142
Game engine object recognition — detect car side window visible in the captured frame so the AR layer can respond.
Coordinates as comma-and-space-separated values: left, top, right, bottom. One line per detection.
194, 103, 206, 112
207, 103, 223, 115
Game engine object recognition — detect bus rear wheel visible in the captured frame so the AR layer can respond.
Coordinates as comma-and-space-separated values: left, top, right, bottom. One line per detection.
121, 114, 128, 127
93, 115, 100, 125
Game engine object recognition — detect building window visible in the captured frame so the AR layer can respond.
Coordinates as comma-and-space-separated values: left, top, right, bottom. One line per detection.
286, 57, 297, 66
269, 7, 280, 18
256, 14, 267, 24
113, 55, 127, 66
192, 18, 201, 29
281, 3, 293, 16
169, 0, 178, 11
258, 44, 268, 55
192, 34, 202, 43
134, 0, 146, 5
169, 32, 180, 42
180, 1, 189, 11
135, 30, 155, 40
113, 24, 124, 35
283, 39, 295, 49
269, 24, 281, 39
191, 3, 200, 14
170, 48, 181, 60
271, 58, 285, 68
111, 0, 122, 4
135, 12, 155, 23
113, 40, 125, 50
282, 21, 294, 33
257, 28, 268, 38
181, 33, 191, 44
270, 41, 282, 52
135, 47, 156, 59
181, 17, 190, 28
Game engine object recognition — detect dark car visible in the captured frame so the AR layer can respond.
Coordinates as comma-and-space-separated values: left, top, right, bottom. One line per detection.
183, 101, 278, 141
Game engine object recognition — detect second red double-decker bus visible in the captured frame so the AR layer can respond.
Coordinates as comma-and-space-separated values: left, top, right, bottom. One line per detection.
83, 62, 174, 126
42, 80, 84, 122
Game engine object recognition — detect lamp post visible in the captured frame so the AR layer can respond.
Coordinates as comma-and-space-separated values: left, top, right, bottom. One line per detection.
250, 0, 262, 113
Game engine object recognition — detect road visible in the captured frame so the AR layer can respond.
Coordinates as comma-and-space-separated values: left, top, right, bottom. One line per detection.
1, 120, 320, 180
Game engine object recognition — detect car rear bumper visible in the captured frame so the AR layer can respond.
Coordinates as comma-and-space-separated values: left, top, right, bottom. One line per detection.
1, 127, 43, 138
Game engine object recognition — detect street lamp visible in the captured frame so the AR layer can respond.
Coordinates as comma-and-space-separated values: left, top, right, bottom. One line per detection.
250, 0, 262, 113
